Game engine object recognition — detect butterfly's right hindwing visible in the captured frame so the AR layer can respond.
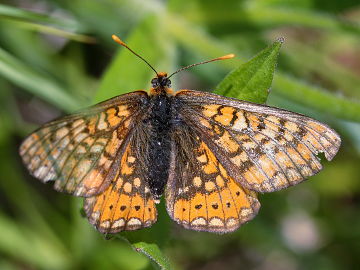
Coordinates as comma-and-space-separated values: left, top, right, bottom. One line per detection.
166, 124, 260, 233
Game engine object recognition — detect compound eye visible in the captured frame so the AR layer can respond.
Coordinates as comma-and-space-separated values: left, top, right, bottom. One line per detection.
165, 79, 171, 87
151, 78, 159, 87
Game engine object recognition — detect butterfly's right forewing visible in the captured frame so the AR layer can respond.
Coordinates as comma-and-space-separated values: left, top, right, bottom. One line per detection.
175, 90, 341, 193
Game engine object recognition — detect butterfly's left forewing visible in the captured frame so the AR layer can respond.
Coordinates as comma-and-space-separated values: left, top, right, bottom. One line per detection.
19, 91, 149, 197
175, 90, 341, 193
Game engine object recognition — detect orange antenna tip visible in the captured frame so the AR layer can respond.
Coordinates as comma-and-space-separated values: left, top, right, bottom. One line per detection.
111, 34, 158, 75
112, 34, 126, 46
218, 54, 235, 60
168, 53, 235, 78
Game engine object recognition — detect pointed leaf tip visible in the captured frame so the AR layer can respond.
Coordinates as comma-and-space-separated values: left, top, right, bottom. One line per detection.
215, 40, 283, 104
276, 37, 285, 43
133, 242, 172, 270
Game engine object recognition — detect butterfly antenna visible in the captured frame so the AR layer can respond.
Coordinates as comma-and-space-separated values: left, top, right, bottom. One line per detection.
168, 54, 235, 79
112, 34, 158, 76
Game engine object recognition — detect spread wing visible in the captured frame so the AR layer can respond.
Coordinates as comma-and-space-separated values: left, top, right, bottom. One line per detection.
166, 124, 260, 233
174, 90, 341, 193
84, 139, 158, 233
19, 91, 149, 197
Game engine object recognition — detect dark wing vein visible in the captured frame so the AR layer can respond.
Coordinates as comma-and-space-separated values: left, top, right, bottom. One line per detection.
20, 91, 149, 197
175, 90, 341, 193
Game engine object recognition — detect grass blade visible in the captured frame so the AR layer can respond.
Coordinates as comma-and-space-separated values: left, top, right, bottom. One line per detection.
0, 46, 81, 111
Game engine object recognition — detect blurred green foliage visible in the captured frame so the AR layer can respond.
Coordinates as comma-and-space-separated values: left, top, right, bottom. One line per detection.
0, 0, 359, 269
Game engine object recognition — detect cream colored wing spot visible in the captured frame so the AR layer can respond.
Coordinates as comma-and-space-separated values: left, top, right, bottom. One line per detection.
84, 142, 157, 234
166, 132, 260, 233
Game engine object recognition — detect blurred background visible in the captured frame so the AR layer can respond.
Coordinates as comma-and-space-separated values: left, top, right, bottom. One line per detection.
0, 0, 360, 269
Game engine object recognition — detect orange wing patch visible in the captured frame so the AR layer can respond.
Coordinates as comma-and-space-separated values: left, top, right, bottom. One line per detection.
84, 143, 157, 233
166, 133, 260, 233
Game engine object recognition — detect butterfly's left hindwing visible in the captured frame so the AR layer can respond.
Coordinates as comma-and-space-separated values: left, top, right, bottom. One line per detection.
84, 139, 158, 233
19, 91, 149, 197
175, 90, 341, 193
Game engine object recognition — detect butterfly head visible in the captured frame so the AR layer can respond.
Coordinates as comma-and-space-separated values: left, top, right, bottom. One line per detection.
111, 34, 234, 96
151, 72, 171, 88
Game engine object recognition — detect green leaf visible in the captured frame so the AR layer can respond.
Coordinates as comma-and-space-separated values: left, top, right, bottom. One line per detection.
95, 16, 175, 102
215, 38, 283, 103
132, 242, 172, 270
114, 234, 171, 270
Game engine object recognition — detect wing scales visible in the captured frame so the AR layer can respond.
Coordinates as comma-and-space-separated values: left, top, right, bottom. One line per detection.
19, 91, 149, 197
84, 140, 157, 233
166, 125, 260, 233
175, 90, 341, 193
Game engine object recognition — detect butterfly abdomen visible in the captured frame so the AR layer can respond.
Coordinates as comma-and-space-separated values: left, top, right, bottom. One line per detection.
146, 93, 174, 199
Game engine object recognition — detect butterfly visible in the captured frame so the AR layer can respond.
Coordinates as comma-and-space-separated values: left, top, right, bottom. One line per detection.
19, 35, 341, 234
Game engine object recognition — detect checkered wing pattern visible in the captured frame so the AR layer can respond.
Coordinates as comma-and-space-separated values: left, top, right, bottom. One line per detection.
84, 140, 157, 233
166, 124, 260, 233
175, 90, 341, 193
19, 91, 148, 197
